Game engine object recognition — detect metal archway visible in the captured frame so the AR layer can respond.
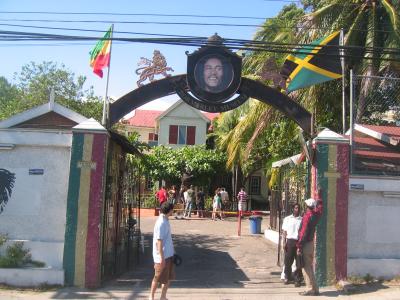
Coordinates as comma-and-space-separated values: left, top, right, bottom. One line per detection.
109, 74, 311, 134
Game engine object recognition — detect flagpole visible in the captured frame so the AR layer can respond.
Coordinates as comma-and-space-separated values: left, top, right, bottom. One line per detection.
102, 24, 114, 127
340, 28, 346, 134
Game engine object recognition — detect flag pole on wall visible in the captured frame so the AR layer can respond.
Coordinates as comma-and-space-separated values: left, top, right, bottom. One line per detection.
89, 24, 114, 127
102, 24, 114, 127
340, 28, 346, 134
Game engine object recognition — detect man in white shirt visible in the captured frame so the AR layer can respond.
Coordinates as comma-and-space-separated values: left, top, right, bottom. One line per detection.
282, 203, 303, 286
150, 201, 175, 300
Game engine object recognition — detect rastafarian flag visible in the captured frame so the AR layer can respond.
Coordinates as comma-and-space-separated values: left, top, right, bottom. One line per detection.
281, 31, 342, 93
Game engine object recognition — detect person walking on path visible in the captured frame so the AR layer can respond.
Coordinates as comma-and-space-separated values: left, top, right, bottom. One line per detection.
212, 189, 223, 221
155, 186, 168, 206
282, 203, 303, 287
168, 185, 177, 204
196, 187, 205, 218
237, 187, 248, 217
149, 201, 175, 300
220, 187, 229, 218
297, 194, 323, 296
183, 185, 195, 218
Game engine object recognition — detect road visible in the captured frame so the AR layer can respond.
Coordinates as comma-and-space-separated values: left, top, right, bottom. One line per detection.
1, 215, 399, 299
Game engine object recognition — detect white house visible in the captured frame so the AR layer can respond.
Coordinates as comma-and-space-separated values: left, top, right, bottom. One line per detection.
122, 100, 218, 148
0, 98, 87, 286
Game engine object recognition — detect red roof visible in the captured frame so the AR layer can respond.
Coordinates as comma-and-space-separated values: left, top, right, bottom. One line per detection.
127, 110, 162, 128
361, 124, 400, 141
353, 136, 400, 160
126, 109, 219, 128
203, 112, 220, 122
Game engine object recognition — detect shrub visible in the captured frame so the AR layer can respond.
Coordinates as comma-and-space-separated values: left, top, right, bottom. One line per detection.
0, 234, 45, 268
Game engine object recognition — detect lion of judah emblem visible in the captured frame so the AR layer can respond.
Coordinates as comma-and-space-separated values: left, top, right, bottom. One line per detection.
135, 50, 174, 87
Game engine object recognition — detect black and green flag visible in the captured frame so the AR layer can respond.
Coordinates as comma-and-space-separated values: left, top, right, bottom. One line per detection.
281, 31, 342, 92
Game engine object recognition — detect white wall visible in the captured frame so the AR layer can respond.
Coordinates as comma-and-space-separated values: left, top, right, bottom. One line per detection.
348, 176, 400, 279
158, 103, 208, 148
0, 129, 72, 269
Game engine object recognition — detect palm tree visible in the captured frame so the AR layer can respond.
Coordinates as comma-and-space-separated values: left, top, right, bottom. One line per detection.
301, 0, 400, 121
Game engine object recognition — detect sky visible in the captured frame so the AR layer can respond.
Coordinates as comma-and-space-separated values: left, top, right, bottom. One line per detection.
0, 0, 289, 115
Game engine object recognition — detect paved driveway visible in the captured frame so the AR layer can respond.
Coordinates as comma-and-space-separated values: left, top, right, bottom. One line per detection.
1, 216, 399, 299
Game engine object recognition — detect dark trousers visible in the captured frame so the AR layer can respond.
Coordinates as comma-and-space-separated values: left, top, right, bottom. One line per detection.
284, 239, 303, 282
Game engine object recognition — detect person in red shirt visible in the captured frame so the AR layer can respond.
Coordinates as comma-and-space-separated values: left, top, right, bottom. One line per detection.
156, 186, 168, 206
296, 193, 323, 296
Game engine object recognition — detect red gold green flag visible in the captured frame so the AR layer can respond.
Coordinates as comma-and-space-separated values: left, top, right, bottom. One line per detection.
89, 27, 112, 78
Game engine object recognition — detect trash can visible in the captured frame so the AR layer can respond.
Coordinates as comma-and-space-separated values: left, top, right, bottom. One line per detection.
249, 216, 262, 234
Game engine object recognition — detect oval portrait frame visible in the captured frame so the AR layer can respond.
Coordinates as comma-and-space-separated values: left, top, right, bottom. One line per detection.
187, 46, 242, 103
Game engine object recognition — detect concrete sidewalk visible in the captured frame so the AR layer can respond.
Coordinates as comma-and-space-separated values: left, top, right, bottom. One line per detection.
1, 216, 399, 299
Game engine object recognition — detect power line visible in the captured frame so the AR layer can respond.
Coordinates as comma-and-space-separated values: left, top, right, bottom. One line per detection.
1, 29, 399, 61
0, 18, 261, 28
1, 18, 397, 34
0, 23, 203, 38
0, 11, 268, 20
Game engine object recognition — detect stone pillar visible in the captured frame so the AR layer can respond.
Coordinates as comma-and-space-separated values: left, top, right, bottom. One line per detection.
63, 119, 108, 288
312, 129, 350, 286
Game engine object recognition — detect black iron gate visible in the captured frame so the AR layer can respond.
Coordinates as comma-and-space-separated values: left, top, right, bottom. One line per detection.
101, 136, 141, 281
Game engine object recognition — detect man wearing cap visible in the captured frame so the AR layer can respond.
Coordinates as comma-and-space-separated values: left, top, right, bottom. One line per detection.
297, 195, 323, 296
149, 201, 175, 300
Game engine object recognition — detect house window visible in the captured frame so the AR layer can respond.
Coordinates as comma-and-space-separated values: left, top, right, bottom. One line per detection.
145, 177, 154, 190
169, 125, 196, 145
148, 133, 158, 141
249, 176, 261, 195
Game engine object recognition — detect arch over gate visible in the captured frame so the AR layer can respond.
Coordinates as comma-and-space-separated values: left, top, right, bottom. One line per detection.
109, 74, 311, 134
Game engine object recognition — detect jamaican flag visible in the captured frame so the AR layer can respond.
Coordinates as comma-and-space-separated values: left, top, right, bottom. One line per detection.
281, 31, 342, 93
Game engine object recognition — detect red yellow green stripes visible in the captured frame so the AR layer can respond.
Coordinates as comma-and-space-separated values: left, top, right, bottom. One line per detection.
314, 141, 350, 286
63, 132, 108, 288
89, 27, 112, 78
73, 134, 94, 286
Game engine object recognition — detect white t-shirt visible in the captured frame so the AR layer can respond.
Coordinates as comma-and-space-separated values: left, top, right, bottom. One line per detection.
220, 190, 229, 202
152, 214, 174, 263
282, 214, 302, 240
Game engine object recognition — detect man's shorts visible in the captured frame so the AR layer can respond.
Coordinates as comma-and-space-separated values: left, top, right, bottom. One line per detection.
153, 257, 175, 284
238, 201, 247, 212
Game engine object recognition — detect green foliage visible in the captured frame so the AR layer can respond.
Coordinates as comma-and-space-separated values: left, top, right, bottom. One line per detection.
141, 194, 158, 208
0, 234, 7, 248
0, 61, 102, 121
0, 234, 45, 268
142, 145, 227, 187
204, 196, 213, 211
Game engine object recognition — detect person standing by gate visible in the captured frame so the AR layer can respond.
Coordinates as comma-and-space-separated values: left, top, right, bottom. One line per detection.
297, 195, 323, 296
282, 203, 303, 286
237, 187, 248, 216
183, 185, 195, 218
196, 187, 205, 218
149, 201, 175, 300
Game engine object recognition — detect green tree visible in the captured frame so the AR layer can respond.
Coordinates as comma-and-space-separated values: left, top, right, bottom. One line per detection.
213, 4, 306, 181
0, 77, 20, 120
301, 0, 400, 121
143, 145, 227, 187
0, 61, 103, 121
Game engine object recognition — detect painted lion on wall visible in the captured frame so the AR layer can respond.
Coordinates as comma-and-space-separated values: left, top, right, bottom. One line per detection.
0, 168, 16, 214
135, 50, 174, 87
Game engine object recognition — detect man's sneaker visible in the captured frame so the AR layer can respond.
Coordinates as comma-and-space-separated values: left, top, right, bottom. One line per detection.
299, 290, 319, 296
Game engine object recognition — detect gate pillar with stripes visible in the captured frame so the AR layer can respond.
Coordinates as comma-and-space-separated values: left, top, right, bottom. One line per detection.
312, 128, 350, 286
63, 119, 108, 288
